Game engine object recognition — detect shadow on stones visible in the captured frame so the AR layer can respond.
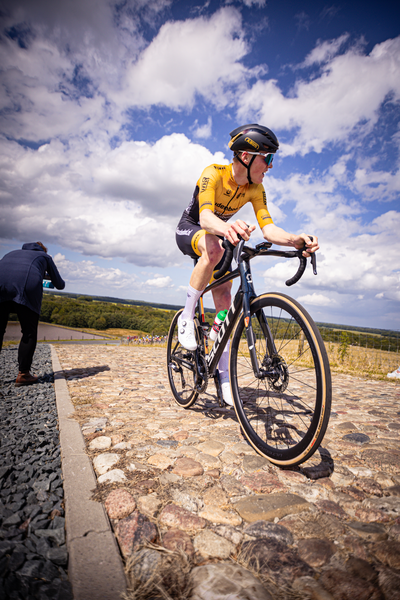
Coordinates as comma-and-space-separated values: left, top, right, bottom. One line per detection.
300, 447, 334, 480
189, 396, 240, 423
55, 365, 111, 380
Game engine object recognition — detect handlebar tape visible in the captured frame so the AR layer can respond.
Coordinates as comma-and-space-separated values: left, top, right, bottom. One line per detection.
285, 236, 314, 286
213, 239, 235, 280
285, 255, 307, 286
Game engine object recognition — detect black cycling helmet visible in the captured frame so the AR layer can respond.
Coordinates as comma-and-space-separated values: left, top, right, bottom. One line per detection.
229, 124, 279, 184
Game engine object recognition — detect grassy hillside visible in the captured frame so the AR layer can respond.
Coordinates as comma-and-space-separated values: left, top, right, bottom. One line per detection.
43, 289, 187, 312
22, 290, 395, 350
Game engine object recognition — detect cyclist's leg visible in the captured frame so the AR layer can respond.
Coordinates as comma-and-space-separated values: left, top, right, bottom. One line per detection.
175, 218, 233, 407
209, 269, 234, 406
189, 233, 225, 293
210, 281, 233, 405
176, 226, 225, 350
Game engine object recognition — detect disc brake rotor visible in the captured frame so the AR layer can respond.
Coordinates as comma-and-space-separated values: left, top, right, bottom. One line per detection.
264, 353, 289, 392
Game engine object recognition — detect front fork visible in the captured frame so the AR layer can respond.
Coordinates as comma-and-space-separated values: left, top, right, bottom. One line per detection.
240, 261, 278, 379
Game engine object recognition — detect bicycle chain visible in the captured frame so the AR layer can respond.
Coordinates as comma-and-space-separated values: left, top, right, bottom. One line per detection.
195, 353, 209, 394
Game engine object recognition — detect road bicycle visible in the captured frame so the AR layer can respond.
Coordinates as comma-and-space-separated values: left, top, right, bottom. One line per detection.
167, 239, 331, 467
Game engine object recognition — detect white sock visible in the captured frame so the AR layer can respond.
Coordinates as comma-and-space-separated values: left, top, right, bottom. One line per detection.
218, 339, 230, 382
181, 284, 203, 321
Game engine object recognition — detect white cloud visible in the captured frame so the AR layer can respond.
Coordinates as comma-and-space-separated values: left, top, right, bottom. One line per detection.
265, 170, 362, 235
349, 167, 400, 203
237, 36, 400, 154
236, 0, 267, 6
90, 133, 227, 215
118, 7, 252, 110
260, 167, 400, 308
297, 293, 336, 306
301, 34, 350, 67
0, 133, 226, 266
145, 275, 173, 288
0, 37, 115, 141
192, 117, 213, 140
53, 253, 137, 290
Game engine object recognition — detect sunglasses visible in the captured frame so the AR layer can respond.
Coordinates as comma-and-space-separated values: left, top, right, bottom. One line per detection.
246, 152, 274, 166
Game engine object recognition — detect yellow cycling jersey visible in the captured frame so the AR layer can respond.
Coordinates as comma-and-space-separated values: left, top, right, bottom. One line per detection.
194, 163, 273, 229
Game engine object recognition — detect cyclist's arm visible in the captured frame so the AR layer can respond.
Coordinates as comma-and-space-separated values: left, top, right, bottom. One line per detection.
250, 187, 274, 229
262, 223, 319, 255
200, 210, 255, 244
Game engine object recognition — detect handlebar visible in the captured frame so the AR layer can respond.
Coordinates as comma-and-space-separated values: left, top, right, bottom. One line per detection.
213, 236, 317, 286
213, 239, 235, 280
285, 254, 307, 286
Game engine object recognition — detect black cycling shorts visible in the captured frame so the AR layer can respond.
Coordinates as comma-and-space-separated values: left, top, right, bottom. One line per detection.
176, 212, 231, 274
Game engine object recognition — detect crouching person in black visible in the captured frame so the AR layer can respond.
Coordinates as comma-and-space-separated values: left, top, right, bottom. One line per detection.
0, 242, 65, 386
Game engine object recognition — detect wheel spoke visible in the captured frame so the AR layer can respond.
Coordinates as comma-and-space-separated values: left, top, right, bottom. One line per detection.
231, 294, 331, 466
167, 311, 199, 408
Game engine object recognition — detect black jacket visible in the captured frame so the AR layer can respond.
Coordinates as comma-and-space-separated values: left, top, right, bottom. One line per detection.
0, 243, 65, 314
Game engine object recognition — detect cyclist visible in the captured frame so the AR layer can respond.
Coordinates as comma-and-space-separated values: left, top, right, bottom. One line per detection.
176, 124, 319, 406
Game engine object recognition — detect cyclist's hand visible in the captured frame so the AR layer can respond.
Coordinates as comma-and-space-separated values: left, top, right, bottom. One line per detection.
225, 220, 256, 245
294, 233, 319, 257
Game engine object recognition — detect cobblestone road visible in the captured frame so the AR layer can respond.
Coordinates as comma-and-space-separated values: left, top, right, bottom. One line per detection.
54, 344, 400, 600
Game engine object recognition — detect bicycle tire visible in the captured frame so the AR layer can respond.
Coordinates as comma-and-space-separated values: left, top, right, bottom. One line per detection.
166, 309, 199, 408
230, 293, 331, 466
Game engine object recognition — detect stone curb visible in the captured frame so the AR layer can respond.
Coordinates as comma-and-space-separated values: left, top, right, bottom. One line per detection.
51, 345, 127, 600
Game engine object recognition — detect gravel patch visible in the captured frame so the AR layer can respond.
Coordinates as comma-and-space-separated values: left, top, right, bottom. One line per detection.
0, 344, 73, 599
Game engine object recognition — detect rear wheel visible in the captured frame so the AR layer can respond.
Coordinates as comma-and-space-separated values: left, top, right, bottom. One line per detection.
167, 310, 199, 408
230, 293, 331, 467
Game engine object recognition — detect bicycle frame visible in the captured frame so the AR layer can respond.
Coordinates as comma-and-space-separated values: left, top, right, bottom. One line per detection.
196, 240, 278, 380
169, 239, 330, 466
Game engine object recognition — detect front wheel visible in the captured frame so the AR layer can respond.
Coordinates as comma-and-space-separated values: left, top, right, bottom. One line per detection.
167, 310, 199, 408
230, 293, 331, 467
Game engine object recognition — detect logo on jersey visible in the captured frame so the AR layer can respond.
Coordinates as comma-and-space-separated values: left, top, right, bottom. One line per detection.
200, 177, 210, 193
215, 202, 236, 212
245, 137, 259, 150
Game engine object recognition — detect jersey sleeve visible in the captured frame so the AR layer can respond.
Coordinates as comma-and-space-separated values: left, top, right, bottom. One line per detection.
198, 165, 220, 214
251, 185, 274, 229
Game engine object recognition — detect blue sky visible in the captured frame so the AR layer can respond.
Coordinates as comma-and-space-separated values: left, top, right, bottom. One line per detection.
0, 0, 399, 330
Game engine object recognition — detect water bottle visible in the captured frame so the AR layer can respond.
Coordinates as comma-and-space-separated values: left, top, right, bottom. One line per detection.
209, 310, 228, 341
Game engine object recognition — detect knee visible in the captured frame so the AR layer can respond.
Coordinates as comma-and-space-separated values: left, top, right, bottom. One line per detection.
21, 326, 38, 342
202, 238, 224, 267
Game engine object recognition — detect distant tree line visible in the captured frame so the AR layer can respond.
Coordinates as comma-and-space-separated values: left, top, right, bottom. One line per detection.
38, 294, 177, 334
318, 327, 399, 353
44, 290, 187, 312
7, 291, 398, 350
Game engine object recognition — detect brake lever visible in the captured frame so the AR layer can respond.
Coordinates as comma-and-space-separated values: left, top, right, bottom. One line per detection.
311, 253, 317, 275
304, 235, 317, 275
